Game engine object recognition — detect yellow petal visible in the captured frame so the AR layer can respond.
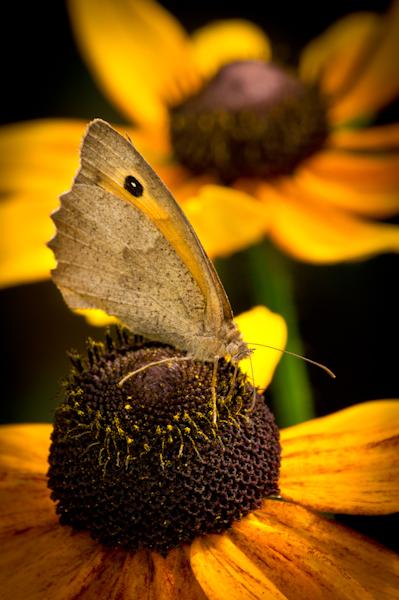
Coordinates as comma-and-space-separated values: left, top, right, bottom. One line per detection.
191, 20, 271, 80
0, 119, 83, 286
75, 308, 118, 327
305, 150, 399, 191
0, 119, 169, 288
234, 499, 399, 599
83, 546, 207, 599
0, 475, 56, 539
231, 508, 372, 599
67, 550, 154, 600
257, 182, 399, 263
104, 551, 153, 600
0, 423, 52, 475
299, 12, 382, 98
235, 306, 287, 391
150, 549, 207, 600
0, 119, 84, 195
280, 400, 399, 514
172, 172, 217, 203
329, 123, 399, 151
68, 0, 200, 130
290, 163, 399, 218
0, 425, 205, 599
0, 192, 57, 286
331, 1, 399, 123
0, 522, 109, 600
183, 184, 269, 259
0, 423, 106, 599
190, 533, 286, 600
0, 424, 56, 537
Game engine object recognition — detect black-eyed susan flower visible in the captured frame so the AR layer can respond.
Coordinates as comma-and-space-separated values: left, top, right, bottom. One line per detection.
1, 307, 398, 599
1, 1, 399, 287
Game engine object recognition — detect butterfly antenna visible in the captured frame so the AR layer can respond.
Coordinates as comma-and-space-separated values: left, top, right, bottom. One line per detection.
118, 356, 192, 387
247, 342, 336, 379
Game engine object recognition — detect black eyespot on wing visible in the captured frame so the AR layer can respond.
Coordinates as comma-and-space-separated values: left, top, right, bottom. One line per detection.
124, 175, 144, 197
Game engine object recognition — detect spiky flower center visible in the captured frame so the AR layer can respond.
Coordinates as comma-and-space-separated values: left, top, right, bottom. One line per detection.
48, 330, 280, 555
170, 60, 328, 182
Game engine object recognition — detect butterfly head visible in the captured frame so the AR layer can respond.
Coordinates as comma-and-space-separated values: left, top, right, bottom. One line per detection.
229, 343, 253, 362
219, 321, 252, 362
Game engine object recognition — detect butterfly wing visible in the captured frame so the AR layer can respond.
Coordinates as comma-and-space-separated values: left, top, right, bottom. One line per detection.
49, 119, 234, 358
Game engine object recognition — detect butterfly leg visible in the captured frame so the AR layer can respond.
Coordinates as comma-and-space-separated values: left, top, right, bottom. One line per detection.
211, 357, 219, 426
118, 356, 192, 387
247, 353, 257, 413
225, 360, 239, 406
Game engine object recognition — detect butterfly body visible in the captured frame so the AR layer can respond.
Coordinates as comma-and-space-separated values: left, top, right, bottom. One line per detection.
49, 119, 250, 363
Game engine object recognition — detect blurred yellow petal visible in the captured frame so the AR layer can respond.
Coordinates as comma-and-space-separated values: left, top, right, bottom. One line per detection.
191, 20, 271, 80
75, 309, 118, 327
0, 119, 167, 200
280, 400, 399, 514
0, 119, 84, 196
0, 119, 172, 287
305, 150, 399, 191
331, 1, 399, 124
244, 500, 399, 599
299, 12, 382, 98
258, 182, 399, 263
0, 424, 56, 539
0, 193, 56, 287
291, 165, 399, 218
0, 119, 82, 286
183, 184, 269, 259
190, 533, 286, 600
329, 123, 399, 151
68, 0, 200, 130
0, 424, 51, 476
235, 306, 287, 391
172, 173, 217, 204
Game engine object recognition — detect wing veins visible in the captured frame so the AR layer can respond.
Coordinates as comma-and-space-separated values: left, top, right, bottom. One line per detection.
56, 261, 193, 325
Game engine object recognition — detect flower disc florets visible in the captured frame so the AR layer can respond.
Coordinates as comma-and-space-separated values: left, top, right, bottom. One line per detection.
170, 60, 328, 182
48, 329, 280, 555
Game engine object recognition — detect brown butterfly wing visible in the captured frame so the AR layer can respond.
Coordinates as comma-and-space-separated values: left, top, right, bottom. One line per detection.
49, 119, 238, 359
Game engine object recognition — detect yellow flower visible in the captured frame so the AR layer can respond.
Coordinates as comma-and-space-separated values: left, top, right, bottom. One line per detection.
1, 307, 398, 599
1, 1, 399, 287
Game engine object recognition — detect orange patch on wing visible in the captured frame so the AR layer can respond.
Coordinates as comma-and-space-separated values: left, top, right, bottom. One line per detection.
99, 173, 217, 312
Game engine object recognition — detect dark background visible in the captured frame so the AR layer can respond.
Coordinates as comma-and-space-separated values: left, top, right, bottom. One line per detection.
1, 1, 398, 549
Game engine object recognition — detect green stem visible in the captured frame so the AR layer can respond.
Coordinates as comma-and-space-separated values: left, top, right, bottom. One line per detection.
247, 241, 315, 426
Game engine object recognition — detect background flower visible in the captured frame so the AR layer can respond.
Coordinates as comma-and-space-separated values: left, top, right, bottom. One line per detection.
1, 1, 399, 288
1, 0, 398, 556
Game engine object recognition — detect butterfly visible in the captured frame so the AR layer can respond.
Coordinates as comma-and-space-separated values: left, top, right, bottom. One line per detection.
48, 119, 251, 366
